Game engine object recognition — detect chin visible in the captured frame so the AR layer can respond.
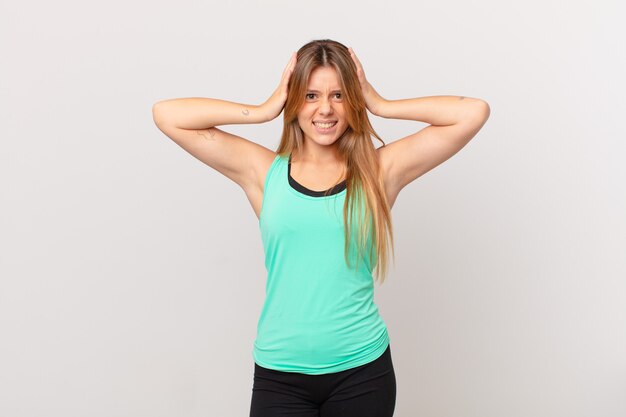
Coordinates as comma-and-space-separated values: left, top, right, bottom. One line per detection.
310, 136, 341, 146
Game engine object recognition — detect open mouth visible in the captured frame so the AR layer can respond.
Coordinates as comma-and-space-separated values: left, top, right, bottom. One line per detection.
313, 121, 338, 131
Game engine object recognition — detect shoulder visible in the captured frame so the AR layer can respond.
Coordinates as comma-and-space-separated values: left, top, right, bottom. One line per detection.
250, 149, 280, 194
375, 145, 400, 209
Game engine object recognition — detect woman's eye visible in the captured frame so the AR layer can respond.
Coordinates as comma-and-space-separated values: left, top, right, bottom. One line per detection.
305, 92, 341, 100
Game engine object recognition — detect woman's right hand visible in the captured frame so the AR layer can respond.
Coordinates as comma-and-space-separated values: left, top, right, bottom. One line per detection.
260, 52, 297, 122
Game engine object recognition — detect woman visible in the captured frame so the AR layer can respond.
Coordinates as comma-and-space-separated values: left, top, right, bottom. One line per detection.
152, 39, 489, 417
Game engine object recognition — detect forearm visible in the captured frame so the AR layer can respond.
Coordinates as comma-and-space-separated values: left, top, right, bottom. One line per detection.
152, 97, 266, 129
375, 95, 487, 126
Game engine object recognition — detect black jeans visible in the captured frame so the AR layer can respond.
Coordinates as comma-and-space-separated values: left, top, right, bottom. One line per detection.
249, 344, 396, 417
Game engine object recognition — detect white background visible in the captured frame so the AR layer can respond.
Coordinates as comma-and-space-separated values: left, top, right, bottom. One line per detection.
1, 1, 624, 416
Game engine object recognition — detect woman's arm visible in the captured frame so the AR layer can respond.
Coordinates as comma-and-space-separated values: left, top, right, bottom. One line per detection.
374, 95, 488, 125
349, 48, 490, 197
374, 95, 490, 196
151, 53, 297, 192
152, 97, 268, 129
152, 52, 297, 128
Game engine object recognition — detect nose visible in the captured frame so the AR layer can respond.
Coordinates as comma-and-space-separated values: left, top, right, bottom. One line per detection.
318, 97, 333, 115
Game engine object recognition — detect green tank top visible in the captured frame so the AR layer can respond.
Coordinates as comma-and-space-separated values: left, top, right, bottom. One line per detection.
253, 152, 390, 374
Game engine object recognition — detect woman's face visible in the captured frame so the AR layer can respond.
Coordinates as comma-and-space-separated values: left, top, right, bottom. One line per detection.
296, 66, 349, 149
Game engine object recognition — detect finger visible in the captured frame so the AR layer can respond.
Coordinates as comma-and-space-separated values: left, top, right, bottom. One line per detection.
288, 54, 296, 78
279, 53, 297, 90
348, 47, 361, 66
281, 53, 293, 77
281, 52, 297, 81
348, 47, 355, 59
290, 51, 297, 67
348, 48, 366, 82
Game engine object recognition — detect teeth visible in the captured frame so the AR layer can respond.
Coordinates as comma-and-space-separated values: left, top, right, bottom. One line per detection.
313, 121, 337, 129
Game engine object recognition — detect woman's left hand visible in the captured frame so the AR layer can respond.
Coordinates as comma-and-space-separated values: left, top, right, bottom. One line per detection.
349, 47, 386, 116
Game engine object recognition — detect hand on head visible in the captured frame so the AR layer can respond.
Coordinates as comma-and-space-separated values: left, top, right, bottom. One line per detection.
261, 52, 298, 122
348, 47, 385, 116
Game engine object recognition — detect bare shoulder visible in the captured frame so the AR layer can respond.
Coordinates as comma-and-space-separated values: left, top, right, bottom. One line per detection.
248, 148, 278, 192
376, 145, 401, 210
244, 147, 278, 220
153, 119, 277, 219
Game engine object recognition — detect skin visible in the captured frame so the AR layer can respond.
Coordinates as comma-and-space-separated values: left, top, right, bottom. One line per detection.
153, 48, 489, 219
196, 128, 216, 140
291, 66, 349, 184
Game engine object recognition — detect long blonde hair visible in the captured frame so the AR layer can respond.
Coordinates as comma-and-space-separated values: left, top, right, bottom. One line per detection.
276, 39, 395, 284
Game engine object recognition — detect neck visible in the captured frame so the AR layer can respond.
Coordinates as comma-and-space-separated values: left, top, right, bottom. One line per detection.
293, 142, 342, 166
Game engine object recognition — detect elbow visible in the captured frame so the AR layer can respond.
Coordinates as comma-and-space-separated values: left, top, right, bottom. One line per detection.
470, 100, 491, 124
152, 102, 167, 126
478, 99, 490, 119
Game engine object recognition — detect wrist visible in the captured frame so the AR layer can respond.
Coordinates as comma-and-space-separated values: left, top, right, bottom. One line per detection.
254, 103, 272, 123
372, 98, 389, 117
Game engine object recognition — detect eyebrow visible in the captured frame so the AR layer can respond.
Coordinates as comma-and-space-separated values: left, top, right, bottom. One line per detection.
306, 89, 342, 93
